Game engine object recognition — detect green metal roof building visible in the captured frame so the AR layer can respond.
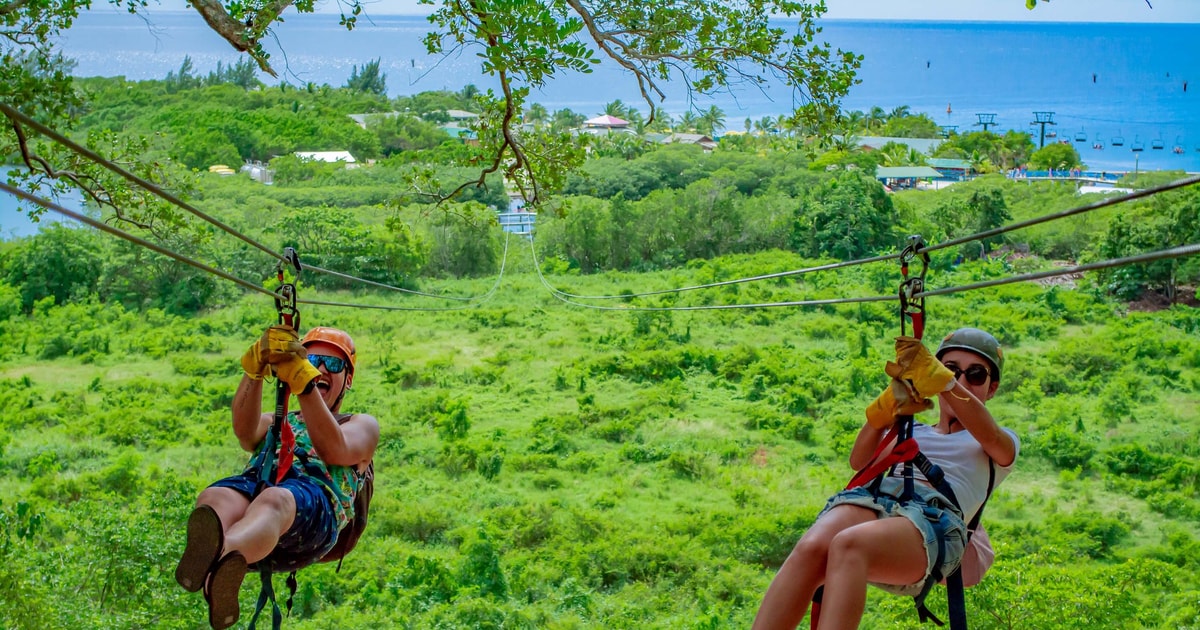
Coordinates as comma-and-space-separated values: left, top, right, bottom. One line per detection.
875, 166, 943, 180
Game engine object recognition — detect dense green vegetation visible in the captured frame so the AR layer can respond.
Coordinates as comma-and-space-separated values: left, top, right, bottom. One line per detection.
2, 248, 1200, 629
2, 75, 1199, 630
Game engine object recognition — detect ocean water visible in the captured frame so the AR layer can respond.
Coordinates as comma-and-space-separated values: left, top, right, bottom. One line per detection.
52, 11, 1200, 174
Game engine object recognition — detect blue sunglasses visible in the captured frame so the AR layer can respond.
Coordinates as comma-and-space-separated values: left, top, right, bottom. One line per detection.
307, 354, 348, 374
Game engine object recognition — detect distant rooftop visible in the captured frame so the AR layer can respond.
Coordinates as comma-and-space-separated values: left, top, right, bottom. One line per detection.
584, 114, 630, 128
854, 136, 943, 155
347, 112, 402, 128
927, 158, 972, 170
875, 166, 943, 180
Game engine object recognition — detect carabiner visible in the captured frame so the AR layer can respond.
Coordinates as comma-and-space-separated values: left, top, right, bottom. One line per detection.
897, 235, 929, 340
274, 247, 302, 330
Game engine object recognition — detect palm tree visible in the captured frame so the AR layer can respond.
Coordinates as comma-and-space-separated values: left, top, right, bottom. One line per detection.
700, 105, 726, 135
677, 111, 699, 133
646, 111, 674, 133
603, 99, 629, 119
754, 116, 777, 135
867, 106, 887, 132
888, 105, 911, 121
550, 108, 584, 133
624, 109, 646, 133
842, 109, 867, 134
879, 142, 910, 166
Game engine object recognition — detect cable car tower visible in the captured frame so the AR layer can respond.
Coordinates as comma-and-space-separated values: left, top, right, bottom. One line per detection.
975, 114, 997, 132
1030, 111, 1056, 148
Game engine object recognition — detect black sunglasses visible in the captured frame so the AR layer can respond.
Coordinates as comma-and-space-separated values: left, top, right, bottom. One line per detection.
308, 354, 348, 374
943, 362, 991, 386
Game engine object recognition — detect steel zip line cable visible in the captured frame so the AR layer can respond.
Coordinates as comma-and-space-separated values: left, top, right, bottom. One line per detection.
916, 243, 1200, 299
1, 102, 491, 302
1, 102, 284, 263
529, 236, 895, 310
536, 240, 1200, 312
302, 263, 477, 302
9, 98, 1197, 310
528, 230, 900, 300
3, 181, 513, 313
10, 179, 1199, 315
528, 175, 1199, 301
297, 232, 512, 312
0, 181, 279, 298
921, 174, 1200, 255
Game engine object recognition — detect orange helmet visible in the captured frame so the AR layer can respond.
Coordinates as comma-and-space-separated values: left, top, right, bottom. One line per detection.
301, 327, 357, 373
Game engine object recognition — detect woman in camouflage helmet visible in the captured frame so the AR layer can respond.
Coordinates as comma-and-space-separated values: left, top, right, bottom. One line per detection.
753, 328, 1019, 630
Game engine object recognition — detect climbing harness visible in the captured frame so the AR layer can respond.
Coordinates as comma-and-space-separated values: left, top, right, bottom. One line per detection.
811, 236, 992, 630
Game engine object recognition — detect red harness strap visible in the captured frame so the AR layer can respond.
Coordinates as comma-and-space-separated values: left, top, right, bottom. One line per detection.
276, 419, 295, 484
845, 427, 919, 490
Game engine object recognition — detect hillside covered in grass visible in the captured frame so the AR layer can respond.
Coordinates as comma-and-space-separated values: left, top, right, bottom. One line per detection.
2, 247, 1200, 629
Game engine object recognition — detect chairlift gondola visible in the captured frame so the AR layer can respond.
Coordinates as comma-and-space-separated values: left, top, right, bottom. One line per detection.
1131, 136, 1145, 152
1074, 128, 1087, 142
1110, 130, 1125, 147
1151, 135, 1165, 150
1172, 136, 1184, 154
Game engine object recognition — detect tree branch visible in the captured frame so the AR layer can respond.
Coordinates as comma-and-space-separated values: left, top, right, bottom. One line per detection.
7, 116, 160, 234
189, 0, 292, 77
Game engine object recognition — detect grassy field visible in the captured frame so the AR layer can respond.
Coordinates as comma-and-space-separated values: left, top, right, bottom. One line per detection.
2, 246, 1200, 629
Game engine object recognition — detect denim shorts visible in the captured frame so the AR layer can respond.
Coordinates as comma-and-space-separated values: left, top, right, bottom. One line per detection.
209, 466, 338, 566
818, 477, 966, 596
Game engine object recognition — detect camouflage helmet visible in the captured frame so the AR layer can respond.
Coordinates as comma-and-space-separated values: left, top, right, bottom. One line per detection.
936, 328, 1003, 382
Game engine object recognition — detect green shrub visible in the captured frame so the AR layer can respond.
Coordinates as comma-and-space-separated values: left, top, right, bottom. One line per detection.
1050, 509, 1130, 559
1033, 425, 1096, 470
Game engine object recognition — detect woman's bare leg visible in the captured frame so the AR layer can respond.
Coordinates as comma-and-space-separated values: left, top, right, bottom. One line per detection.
817, 517, 927, 630
752, 505, 877, 630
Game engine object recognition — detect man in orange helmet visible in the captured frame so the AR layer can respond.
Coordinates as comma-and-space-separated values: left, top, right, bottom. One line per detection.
174, 326, 379, 630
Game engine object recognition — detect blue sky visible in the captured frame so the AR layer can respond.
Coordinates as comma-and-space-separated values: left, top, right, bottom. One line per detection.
286, 0, 1196, 22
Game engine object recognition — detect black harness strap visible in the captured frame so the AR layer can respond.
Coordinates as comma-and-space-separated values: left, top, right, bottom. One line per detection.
912, 455, 995, 629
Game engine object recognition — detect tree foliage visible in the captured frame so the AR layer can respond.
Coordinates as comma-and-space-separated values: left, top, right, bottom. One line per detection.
1029, 142, 1083, 170
345, 58, 387, 95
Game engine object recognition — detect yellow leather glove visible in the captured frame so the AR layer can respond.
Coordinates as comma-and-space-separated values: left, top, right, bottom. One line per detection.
865, 379, 934, 429
887, 336, 957, 399
271, 353, 321, 394
241, 326, 304, 379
